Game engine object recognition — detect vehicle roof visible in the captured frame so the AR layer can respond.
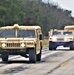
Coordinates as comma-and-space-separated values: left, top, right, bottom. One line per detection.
49, 29, 72, 32
0, 24, 41, 30
64, 25, 74, 30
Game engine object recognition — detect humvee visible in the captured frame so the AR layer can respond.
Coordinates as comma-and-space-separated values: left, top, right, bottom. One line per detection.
0, 24, 43, 63
48, 29, 74, 50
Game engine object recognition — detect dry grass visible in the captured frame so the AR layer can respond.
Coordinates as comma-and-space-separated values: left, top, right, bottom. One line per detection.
42, 39, 48, 47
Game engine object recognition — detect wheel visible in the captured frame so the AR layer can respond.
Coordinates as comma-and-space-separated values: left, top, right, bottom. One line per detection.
37, 49, 41, 61
53, 47, 56, 50
49, 47, 53, 50
49, 42, 52, 50
70, 42, 74, 50
49, 41, 56, 50
1, 54, 8, 61
29, 48, 36, 63
49, 47, 56, 50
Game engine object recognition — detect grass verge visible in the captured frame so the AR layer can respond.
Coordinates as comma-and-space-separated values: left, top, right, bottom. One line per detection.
42, 39, 48, 47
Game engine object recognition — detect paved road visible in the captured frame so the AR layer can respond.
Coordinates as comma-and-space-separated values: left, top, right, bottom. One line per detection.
0, 47, 74, 75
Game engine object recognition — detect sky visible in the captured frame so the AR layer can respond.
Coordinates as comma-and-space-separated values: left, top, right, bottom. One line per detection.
42, 0, 74, 17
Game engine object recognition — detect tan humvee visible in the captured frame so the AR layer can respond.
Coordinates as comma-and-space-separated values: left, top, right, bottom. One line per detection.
0, 24, 43, 63
64, 25, 74, 35
48, 29, 74, 50
64, 25, 74, 30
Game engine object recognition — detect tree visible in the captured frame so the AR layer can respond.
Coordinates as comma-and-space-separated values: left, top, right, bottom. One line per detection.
0, 0, 74, 35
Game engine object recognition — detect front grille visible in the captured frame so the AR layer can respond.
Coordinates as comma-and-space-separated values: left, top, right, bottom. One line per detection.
57, 38, 64, 41
6, 43, 20, 48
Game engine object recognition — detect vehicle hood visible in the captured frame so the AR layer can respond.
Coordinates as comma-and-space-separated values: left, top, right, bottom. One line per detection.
24, 38, 37, 42
0, 37, 37, 43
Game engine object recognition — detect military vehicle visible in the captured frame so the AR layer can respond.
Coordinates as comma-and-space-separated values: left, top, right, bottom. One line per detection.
48, 29, 74, 50
0, 24, 43, 63
64, 25, 74, 30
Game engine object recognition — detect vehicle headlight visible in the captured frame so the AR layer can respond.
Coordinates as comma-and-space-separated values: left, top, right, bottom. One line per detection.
21, 43, 25, 47
64, 38, 68, 41
53, 38, 57, 41
26, 41, 34, 45
27, 42, 34, 45
2, 43, 6, 47
64, 38, 73, 41
50, 36, 57, 41
50, 38, 57, 41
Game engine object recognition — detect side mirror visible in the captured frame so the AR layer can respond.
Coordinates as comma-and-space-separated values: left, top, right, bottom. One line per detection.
39, 34, 43, 40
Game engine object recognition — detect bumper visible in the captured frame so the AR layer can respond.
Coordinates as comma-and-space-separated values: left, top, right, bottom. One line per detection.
0, 49, 26, 54
49, 41, 72, 47
0, 47, 34, 55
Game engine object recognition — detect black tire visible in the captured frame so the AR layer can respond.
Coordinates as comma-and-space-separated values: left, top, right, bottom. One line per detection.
37, 49, 41, 61
29, 48, 36, 63
49, 46, 56, 51
49, 42, 52, 50
49, 47, 53, 50
49, 42, 56, 50
53, 47, 56, 50
1, 54, 8, 61
70, 42, 74, 50
49, 47, 56, 50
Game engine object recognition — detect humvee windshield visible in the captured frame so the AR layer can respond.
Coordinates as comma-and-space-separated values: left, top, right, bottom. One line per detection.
0, 29, 36, 38
53, 31, 61, 35
18, 30, 36, 38
0, 30, 15, 37
63, 32, 72, 35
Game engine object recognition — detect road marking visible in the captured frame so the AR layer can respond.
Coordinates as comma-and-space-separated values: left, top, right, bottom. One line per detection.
9, 55, 21, 60
42, 51, 61, 58
60, 61, 68, 67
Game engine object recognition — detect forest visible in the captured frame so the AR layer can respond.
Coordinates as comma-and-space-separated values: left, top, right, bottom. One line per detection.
0, 0, 74, 36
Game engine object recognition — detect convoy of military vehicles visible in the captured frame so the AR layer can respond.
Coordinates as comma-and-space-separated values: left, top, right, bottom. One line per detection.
0, 24, 74, 63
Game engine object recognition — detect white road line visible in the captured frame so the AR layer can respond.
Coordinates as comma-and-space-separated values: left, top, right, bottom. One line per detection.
42, 51, 61, 58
